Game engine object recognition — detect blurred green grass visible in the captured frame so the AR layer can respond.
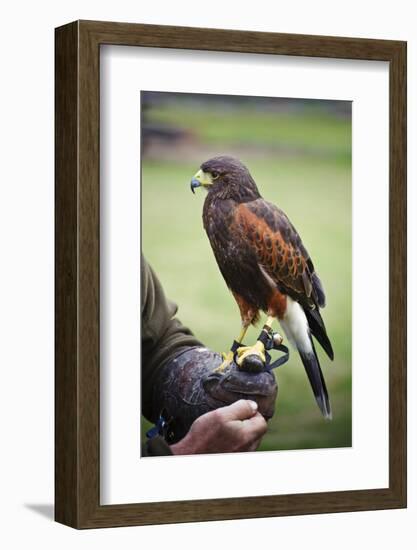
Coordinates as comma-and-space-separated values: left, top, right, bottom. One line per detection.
141, 97, 351, 452
147, 104, 351, 160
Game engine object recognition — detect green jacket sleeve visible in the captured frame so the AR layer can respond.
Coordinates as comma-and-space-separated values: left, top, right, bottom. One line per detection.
141, 256, 202, 421
142, 436, 173, 456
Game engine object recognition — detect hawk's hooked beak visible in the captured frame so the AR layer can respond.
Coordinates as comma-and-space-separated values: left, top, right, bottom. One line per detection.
190, 169, 213, 194
190, 178, 200, 194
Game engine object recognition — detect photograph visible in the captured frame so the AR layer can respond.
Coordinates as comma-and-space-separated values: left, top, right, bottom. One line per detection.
51, 15, 406, 532
140, 91, 352, 456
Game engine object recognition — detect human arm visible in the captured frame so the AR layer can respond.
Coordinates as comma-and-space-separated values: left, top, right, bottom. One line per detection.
141, 256, 277, 455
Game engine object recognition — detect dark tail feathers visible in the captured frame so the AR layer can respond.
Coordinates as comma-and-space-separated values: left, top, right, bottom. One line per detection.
298, 339, 332, 420
304, 307, 334, 360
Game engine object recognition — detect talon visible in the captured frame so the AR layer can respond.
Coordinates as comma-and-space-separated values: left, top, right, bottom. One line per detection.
214, 350, 234, 373
236, 340, 266, 368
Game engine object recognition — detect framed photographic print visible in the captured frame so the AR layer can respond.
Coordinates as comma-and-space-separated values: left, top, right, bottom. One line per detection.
55, 20, 407, 528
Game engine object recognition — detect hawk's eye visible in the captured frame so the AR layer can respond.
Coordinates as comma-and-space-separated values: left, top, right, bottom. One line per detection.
211, 171, 219, 180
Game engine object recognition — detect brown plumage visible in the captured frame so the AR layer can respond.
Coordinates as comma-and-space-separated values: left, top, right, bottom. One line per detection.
191, 155, 334, 418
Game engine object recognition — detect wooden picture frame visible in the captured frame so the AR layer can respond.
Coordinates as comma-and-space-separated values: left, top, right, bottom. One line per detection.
55, 20, 407, 528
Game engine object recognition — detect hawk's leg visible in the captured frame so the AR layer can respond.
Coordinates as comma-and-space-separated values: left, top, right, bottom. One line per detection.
214, 325, 249, 373
236, 316, 275, 371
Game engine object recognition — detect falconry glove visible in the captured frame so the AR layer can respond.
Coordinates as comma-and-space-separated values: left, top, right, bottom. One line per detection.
146, 339, 287, 445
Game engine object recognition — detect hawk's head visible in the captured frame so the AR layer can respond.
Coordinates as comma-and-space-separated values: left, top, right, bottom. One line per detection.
190, 156, 261, 202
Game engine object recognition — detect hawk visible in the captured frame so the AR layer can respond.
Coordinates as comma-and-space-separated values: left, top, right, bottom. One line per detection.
190, 156, 334, 419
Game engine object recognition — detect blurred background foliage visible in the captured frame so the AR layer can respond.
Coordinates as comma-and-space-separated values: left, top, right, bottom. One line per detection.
141, 91, 352, 452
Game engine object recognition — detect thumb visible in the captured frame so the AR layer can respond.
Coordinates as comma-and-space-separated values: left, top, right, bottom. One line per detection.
220, 399, 258, 421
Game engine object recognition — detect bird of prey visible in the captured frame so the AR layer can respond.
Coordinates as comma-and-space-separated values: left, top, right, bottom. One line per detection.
190, 156, 334, 419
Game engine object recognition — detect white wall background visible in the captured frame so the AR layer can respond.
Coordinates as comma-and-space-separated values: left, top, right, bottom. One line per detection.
0, 1, 415, 547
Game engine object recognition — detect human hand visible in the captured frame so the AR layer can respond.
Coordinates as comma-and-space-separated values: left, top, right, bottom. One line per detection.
170, 399, 267, 455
